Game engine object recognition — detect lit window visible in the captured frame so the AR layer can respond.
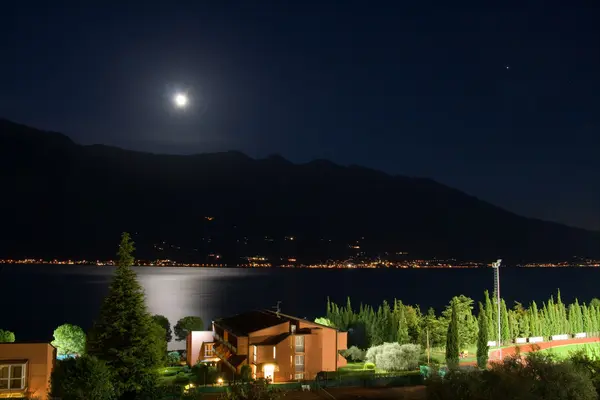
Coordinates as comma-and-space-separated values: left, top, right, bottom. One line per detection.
295, 373, 304, 380
0, 363, 26, 390
294, 355, 304, 372
205, 343, 214, 357
295, 335, 305, 352
253, 346, 257, 364
273, 346, 276, 359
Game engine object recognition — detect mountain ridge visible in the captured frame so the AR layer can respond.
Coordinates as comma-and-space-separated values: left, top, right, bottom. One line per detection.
1, 118, 598, 262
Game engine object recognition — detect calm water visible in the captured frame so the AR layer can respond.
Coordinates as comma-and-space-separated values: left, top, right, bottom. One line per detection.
1, 265, 598, 348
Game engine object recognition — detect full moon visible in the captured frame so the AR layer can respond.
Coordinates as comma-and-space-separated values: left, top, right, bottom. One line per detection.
173, 93, 188, 108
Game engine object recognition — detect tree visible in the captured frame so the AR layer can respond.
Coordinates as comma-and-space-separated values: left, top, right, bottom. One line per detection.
476, 303, 489, 369
174, 316, 205, 341
87, 232, 165, 399
49, 355, 116, 400
341, 346, 366, 362
168, 351, 181, 366
152, 315, 173, 343
441, 295, 478, 347
314, 317, 335, 327
240, 364, 252, 382
484, 290, 494, 341
0, 329, 15, 343
445, 301, 459, 369
420, 308, 445, 349
500, 299, 510, 343
52, 324, 86, 356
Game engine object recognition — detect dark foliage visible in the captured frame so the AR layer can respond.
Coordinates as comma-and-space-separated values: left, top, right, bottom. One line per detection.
49, 355, 115, 400
152, 315, 173, 343
427, 353, 597, 400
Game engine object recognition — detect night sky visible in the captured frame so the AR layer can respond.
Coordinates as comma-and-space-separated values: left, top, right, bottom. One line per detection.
1, 2, 599, 231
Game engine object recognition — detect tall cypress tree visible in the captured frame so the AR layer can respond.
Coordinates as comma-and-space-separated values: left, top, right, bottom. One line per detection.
484, 290, 494, 341
530, 301, 540, 336
476, 302, 489, 369
500, 299, 510, 343
87, 233, 165, 399
445, 301, 459, 369
574, 299, 584, 333
582, 304, 591, 334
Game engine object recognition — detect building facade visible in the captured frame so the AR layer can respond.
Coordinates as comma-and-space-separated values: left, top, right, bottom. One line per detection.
186, 331, 218, 366
187, 309, 347, 382
0, 342, 56, 399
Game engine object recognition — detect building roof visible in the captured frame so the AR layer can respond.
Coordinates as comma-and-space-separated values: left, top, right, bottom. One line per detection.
213, 309, 340, 336
252, 332, 291, 346
214, 310, 291, 336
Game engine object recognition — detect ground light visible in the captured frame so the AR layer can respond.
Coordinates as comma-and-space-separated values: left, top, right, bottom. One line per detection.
217, 377, 224, 385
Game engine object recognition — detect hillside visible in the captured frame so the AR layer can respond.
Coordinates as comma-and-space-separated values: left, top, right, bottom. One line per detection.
1, 119, 598, 263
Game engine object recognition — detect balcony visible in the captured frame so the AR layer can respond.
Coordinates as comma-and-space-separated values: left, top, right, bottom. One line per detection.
214, 332, 238, 353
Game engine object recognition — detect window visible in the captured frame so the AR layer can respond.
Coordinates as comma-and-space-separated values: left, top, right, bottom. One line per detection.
294, 355, 304, 372
204, 343, 214, 357
295, 335, 305, 352
273, 346, 276, 359
253, 345, 257, 364
0, 364, 26, 390
294, 373, 304, 380
291, 324, 297, 333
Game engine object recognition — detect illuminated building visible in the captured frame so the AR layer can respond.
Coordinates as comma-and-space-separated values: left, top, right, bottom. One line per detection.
187, 309, 347, 382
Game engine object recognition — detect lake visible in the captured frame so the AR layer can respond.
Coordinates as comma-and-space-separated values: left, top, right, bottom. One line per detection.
1, 265, 598, 348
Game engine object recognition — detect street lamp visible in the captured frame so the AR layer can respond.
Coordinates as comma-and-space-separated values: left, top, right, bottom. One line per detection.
492, 259, 502, 360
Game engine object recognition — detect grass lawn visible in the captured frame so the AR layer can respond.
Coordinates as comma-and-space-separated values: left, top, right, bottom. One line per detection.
538, 343, 600, 359
157, 365, 193, 385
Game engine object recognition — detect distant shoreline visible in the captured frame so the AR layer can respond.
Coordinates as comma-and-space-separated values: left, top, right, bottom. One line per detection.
1, 260, 600, 268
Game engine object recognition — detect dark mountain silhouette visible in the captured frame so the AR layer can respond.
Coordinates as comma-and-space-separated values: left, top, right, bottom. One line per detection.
1, 118, 598, 263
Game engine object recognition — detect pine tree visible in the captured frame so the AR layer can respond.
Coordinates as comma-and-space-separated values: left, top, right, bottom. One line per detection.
87, 233, 165, 399
445, 300, 459, 369
476, 302, 489, 369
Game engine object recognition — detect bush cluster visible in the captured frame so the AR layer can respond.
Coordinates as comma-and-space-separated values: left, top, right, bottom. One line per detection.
426, 352, 598, 400
365, 343, 421, 371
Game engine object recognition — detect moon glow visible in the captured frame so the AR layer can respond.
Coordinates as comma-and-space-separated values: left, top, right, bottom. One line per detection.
173, 93, 189, 108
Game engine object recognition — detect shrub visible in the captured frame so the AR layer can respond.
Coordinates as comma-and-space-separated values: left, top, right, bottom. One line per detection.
365, 343, 421, 371
569, 348, 600, 396
174, 372, 190, 384
168, 351, 181, 366
342, 346, 366, 362
219, 379, 281, 400
426, 352, 597, 400
49, 355, 115, 400
240, 364, 252, 382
